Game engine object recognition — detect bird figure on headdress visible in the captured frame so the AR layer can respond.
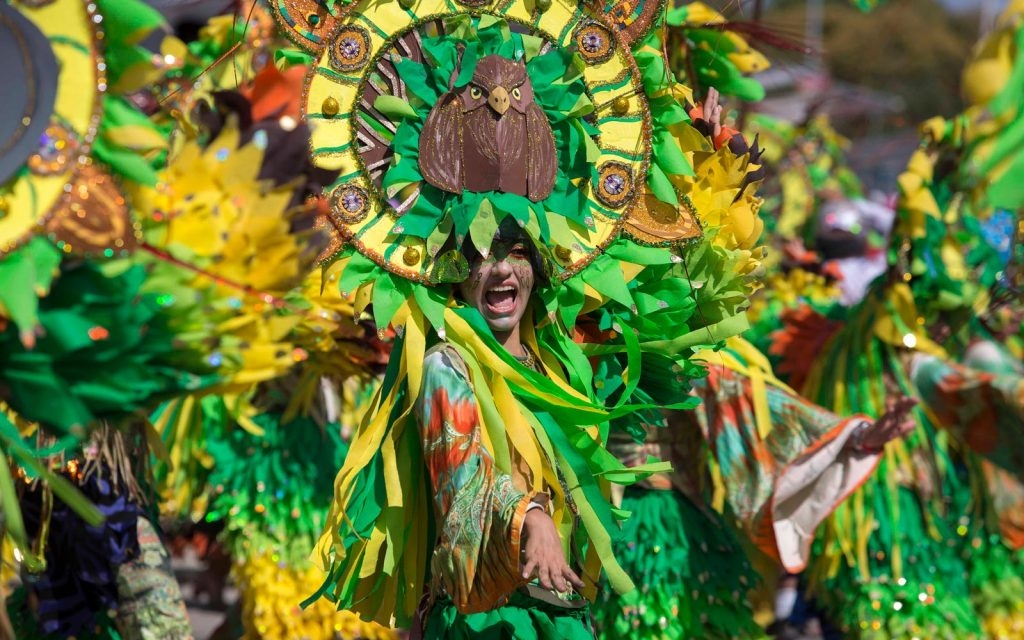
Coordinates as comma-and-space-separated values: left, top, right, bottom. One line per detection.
419, 54, 556, 202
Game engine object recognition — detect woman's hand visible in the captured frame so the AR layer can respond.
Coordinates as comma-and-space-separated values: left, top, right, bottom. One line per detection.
849, 396, 918, 452
521, 509, 584, 593
703, 87, 724, 140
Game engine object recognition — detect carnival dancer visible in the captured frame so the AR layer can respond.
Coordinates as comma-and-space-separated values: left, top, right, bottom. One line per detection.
597, 332, 915, 640
779, 3, 1024, 631
289, 0, 759, 636
591, 13, 914, 632
1, 1, 194, 636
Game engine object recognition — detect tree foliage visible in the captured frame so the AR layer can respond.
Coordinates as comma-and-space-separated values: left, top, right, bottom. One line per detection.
768, 0, 978, 124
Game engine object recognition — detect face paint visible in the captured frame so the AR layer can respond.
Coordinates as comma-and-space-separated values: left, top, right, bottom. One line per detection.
459, 238, 536, 337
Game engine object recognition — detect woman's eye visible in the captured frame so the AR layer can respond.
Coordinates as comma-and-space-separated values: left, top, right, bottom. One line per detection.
509, 244, 529, 258
511, 87, 521, 100
470, 87, 483, 99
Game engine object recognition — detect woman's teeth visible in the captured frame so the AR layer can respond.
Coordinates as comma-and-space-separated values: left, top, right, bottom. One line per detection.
484, 285, 517, 313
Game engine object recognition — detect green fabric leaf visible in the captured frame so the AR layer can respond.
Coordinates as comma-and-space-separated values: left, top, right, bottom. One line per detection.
426, 215, 454, 260
0, 450, 35, 569
275, 48, 315, 69
476, 14, 506, 33
374, 95, 419, 121
573, 120, 601, 163
93, 136, 159, 186
468, 199, 501, 255
448, 202, 476, 246
635, 49, 672, 92
393, 208, 440, 240
413, 286, 449, 334
653, 129, 693, 176
647, 163, 679, 205
554, 275, 586, 328
521, 33, 544, 60
690, 49, 766, 102
604, 240, 675, 266
339, 253, 381, 296
394, 59, 439, 104
649, 95, 690, 128
582, 256, 634, 308
0, 238, 61, 334
96, 0, 165, 44
666, 6, 689, 25
371, 275, 410, 329
990, 28, 1024, 115
453, 47, 480, 88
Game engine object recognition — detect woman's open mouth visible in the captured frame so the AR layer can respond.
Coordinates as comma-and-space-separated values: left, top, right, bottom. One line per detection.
484, 285, 518, 314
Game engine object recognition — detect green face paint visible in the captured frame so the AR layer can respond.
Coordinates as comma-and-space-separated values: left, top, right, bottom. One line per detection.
460, 236, 536, 337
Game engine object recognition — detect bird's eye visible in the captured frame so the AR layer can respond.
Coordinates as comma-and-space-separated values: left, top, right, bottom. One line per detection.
470, 87, 483, 99
511, 87, 521, 100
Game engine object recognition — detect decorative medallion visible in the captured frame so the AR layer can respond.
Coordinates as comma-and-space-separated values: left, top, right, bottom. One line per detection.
573, 22, 615, 65
27, 124, 79, 176
1, 0, 103, 257
595, 161, 633, 208
329, 183, 371, 224
270, 0, 340, 53
329, 25, 371, 73
623, 189, 702, 246
600, 0, 666, 46
46, 164, 139, 255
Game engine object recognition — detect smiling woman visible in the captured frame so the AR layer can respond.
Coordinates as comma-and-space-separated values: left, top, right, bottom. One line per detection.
412, 221, 598, 635
458, 221, 544, 356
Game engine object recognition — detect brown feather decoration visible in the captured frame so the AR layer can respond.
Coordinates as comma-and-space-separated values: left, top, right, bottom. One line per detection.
419, 55, 556, 202
420, 95, 464, 193
525, 102, 556, 201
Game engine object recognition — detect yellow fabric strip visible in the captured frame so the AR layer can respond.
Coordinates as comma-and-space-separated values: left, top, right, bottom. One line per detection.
445, 311, 606, 417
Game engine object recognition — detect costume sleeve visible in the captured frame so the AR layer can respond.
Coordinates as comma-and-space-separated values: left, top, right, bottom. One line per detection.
911, 353, 1024, 479
982, 461, 1024, 550
696, 366, 880, 572
416, 347, 539, 613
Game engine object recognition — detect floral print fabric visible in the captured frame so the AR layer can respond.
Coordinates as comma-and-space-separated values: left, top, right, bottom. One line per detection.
416, 345, 539, 613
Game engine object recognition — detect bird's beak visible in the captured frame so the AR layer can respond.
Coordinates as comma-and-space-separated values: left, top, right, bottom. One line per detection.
488, 86, 510, 116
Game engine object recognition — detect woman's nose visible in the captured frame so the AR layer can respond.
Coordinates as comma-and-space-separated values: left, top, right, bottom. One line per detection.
492, 258, 513, 276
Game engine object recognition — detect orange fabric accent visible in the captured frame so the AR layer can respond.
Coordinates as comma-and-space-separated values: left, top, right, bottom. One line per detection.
243, 64, 308, 122
714, 127, 739, 150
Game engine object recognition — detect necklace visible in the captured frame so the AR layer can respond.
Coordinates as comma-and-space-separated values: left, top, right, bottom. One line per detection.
515, 344, 537, 370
